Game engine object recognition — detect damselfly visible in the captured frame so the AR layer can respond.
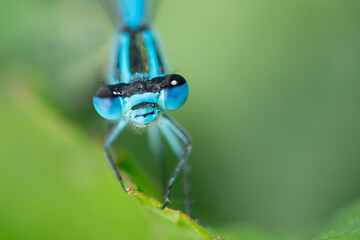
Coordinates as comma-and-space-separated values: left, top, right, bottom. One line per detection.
94, 0, 192, 215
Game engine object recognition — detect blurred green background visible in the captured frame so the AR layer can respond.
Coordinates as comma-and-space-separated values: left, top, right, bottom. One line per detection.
1, 0, 360, 239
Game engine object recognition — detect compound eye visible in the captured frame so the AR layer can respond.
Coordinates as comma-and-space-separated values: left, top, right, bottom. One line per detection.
159, 75, 189, 111
94, 86, 114, 98
93, 86, 122, 120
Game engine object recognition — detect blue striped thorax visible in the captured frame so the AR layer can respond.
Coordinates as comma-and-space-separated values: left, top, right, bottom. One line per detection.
93, 23, 189, 126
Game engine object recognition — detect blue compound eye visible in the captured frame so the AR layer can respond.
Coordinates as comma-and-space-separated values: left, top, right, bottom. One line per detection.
158, 74, 189, 111
93, 86, 123, 120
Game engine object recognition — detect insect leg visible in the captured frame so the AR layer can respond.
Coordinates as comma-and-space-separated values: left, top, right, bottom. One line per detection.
147, 125, 167, 186
159, 115, 192, 216
183, 159, 192, 217
104, 118, 129, 192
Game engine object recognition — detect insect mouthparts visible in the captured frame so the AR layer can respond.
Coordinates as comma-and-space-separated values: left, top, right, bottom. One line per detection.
131, 102, 156, 110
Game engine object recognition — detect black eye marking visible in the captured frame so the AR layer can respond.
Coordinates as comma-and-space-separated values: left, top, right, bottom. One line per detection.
160, 74, 186, 89
94, 86, 114, 99
94, 74, 187, 99
111, 83, 128, 97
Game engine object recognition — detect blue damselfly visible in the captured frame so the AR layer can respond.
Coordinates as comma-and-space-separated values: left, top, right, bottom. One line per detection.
94, 0, 192, 215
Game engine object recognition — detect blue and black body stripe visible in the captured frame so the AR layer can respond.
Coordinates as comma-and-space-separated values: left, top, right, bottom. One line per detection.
109, 0, 166, 84
94, 0, 192, 216
97, 0, 188, 113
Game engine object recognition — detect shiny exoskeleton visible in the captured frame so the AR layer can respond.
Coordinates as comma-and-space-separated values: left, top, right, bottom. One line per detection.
93, 0, 192, 216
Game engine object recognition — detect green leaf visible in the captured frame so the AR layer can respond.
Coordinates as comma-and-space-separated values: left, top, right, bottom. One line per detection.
128, 189, 212, 239
315, 202, 360, 240
0, 76, 216, 240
